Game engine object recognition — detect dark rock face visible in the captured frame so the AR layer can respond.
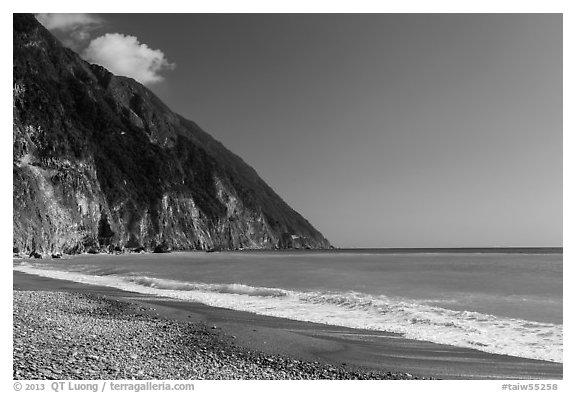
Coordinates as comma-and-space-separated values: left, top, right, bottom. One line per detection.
153, 242, 171, 254
13, 14, 331, 255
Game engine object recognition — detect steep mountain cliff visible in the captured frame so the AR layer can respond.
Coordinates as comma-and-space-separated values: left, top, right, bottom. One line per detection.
13, 14, 331, 255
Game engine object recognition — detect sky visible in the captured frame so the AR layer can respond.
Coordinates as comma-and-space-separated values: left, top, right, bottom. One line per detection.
37, 13, 563, 248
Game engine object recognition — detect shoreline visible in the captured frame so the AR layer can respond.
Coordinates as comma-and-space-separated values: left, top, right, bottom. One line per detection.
13, 271, 563, 380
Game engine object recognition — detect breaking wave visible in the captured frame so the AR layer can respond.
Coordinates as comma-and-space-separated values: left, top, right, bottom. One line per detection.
125, 275, 288, 297
14, 263, 562, 363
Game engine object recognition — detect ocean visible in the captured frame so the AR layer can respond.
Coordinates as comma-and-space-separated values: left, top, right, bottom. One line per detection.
13, 249, 562, 363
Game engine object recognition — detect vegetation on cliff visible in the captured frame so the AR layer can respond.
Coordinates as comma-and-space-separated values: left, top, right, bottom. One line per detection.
13, 13, 330, 254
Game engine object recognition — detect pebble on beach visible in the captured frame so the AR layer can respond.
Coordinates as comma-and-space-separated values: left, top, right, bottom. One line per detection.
13, 291, 426, 380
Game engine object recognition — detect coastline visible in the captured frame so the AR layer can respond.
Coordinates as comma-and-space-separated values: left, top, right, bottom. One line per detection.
13, 271, 563, 380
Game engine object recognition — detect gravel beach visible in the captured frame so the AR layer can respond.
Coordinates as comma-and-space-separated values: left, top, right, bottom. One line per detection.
13, 291, 424, 380
13, 271, 563, 380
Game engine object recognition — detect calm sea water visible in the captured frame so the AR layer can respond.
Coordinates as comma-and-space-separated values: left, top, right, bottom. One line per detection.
13, 250, 562, 363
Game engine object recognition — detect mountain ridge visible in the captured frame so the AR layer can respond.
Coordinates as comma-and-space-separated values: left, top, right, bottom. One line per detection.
13, 13, 331, 255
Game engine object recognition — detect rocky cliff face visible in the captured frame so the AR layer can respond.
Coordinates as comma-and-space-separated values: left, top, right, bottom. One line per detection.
13, 14, 331, 255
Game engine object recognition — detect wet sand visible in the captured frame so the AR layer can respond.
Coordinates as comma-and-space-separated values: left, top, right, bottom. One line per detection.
13, 271, 563, 379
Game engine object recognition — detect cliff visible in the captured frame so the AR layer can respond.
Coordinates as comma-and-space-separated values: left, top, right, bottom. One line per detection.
13, 14, 331, 255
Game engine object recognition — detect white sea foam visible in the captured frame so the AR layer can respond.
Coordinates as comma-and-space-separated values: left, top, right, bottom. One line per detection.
125, 275, 288, 297
14, 264, 562, 363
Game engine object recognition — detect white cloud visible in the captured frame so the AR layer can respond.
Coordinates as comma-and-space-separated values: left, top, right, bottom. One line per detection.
82, 33, 175, 85
36, 13, 102, 32
36, 13, 102, 49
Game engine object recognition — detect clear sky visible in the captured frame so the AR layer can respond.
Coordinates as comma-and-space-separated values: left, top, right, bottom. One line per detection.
40, 13, 563, 248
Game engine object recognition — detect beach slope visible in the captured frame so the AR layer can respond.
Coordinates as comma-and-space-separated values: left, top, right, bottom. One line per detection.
13, 272, 562, 380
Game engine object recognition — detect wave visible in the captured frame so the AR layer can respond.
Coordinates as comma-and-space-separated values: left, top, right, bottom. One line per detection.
125, 275, 288, 297
13, 264, 562, 363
